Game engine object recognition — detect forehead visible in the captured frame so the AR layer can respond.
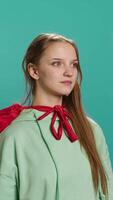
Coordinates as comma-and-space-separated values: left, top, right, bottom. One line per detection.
42, 41, 77, 59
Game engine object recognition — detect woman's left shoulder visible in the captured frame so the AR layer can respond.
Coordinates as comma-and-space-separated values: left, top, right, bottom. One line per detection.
86, 116, 107, 150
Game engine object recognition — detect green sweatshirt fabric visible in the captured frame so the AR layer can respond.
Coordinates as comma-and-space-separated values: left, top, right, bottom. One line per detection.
0, 109, 113, 200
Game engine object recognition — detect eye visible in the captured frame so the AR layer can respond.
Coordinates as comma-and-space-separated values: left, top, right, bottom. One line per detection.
51, 61, 62, 66
72, 62, 78, 68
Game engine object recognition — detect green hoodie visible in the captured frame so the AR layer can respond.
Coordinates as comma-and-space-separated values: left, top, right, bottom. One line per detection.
0, 109, 113, 200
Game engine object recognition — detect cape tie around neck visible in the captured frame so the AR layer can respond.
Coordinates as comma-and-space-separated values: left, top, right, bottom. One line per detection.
0, 104, 78, 142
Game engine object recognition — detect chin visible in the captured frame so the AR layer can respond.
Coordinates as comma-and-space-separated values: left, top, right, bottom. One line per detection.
53, 88, 72, 97
64, 92, 71, 97
60, 90, 72, 96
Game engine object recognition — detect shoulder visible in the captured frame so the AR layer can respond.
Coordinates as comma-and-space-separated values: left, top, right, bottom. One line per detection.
87, 116, 105, 139
0, 108, 44, 160
86, 116, 107, 153
0, 109, 38, 141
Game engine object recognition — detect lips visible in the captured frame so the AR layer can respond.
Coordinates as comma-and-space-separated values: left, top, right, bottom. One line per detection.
61, 81, 72, 84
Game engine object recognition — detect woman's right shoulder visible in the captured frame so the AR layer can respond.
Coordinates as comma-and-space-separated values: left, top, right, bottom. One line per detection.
0, 109, 37, 140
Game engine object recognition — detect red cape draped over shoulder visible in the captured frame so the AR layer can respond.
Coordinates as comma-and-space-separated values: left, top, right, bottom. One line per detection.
0, 104, 24, 133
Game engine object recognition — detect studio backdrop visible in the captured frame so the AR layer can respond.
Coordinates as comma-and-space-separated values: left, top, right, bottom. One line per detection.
0, 0, 113, 165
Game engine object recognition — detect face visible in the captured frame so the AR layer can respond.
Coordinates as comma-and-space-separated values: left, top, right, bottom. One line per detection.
34, 42, 78, 97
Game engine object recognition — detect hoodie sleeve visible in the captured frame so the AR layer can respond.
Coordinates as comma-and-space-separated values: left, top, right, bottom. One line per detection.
0, 129, 19, 200
88, 118, 113, 200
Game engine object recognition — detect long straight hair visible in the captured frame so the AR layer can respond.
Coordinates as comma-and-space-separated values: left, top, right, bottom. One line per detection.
22, 33, 108, 198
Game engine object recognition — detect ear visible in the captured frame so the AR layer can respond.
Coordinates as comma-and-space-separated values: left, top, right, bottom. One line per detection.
27, 63, 39, 80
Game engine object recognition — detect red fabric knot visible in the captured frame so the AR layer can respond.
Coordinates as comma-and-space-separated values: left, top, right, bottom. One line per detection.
36, 105, 78, 142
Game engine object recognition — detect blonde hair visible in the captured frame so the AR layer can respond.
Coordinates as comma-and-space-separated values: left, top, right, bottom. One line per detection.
22, 33, 108, 198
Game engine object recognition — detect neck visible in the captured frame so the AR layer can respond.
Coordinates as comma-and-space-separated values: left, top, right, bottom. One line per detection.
31, 92, 63, 107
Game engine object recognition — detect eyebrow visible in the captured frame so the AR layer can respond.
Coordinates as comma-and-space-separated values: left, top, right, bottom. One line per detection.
50, 58, 78, 62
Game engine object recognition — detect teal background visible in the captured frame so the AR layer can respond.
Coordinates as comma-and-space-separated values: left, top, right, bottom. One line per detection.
0, 0, 113, 165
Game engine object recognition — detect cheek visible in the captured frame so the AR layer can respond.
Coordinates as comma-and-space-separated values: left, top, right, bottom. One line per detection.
47, 70, 60, 80
71, 68, 77, 79
74, 69, 78, 78
41, 71, 57, 84
72, 69, 78, 85
39, 69, 50, 80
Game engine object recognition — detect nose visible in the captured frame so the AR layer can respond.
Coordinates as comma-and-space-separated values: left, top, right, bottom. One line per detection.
63, 64, 73, 76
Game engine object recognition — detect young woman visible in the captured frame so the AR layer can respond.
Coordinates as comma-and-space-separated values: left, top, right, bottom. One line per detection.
0, 33, 113, 200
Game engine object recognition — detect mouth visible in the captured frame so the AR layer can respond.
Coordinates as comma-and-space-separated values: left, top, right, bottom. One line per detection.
61, 81, 72, 85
